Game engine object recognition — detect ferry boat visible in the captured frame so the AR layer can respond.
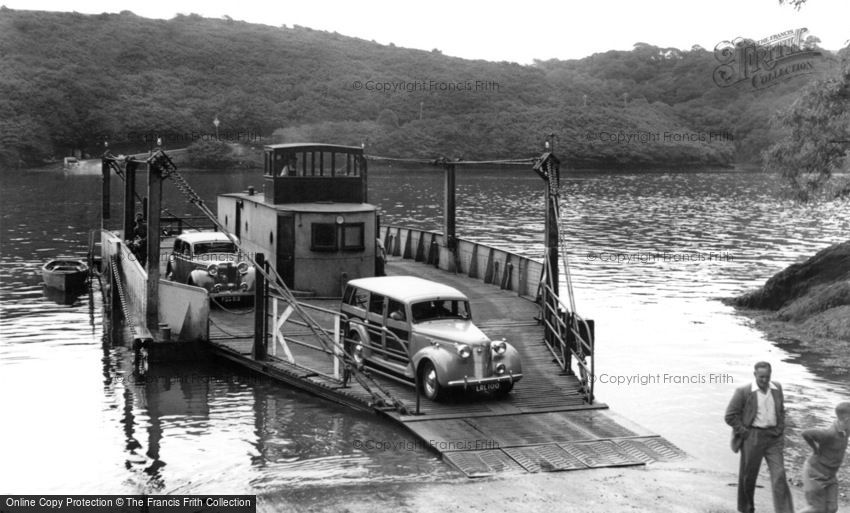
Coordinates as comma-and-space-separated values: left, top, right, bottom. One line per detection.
95, 141, 687, 477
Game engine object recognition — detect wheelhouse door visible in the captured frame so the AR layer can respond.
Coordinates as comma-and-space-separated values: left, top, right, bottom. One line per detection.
234, 200, 242, 239
276, 214, 295, 287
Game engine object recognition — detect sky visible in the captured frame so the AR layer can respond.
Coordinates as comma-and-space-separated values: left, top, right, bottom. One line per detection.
3, 0, 849, 63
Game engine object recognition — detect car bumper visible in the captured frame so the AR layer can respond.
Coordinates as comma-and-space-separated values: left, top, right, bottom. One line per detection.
210, 290, 253, 300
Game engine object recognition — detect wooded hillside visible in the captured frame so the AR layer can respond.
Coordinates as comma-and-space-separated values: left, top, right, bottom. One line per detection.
0, 8, 843, 167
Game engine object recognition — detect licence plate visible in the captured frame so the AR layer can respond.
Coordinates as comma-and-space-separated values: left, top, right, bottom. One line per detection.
214, 294, 244, 304
474, 382, 502, 393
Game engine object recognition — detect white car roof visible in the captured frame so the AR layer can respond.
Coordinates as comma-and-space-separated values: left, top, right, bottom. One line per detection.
347, 276, 468, 303
178, 231, 238, 244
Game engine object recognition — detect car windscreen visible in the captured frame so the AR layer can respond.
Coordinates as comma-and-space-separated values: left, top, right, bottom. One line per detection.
411, 299, 470, 323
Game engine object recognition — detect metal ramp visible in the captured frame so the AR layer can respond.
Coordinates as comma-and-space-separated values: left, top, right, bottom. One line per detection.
404, 408, 686, 477
442, 437, 687, 477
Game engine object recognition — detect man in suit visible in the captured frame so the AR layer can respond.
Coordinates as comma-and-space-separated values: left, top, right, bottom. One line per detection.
725, 361, 794, 513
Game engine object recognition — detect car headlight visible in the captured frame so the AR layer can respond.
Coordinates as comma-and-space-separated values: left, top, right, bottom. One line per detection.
207, 264, 218, 276
491, 340, 507, 355
237, 262, 249, 274
456, 344, 472, 359
495, 363, 506, 375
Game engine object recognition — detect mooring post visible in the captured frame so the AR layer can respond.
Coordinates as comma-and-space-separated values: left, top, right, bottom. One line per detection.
145, 160, 163, 330
263, 260, 270, 353
443, 162, 457, 271
101, 157, 110, 227
123, 159, 137, 238
544, 178, 559, 298
541, 137, 560, 297
533, 137, 562, 349
253, 253, 267, 361
360, 153, 369, 204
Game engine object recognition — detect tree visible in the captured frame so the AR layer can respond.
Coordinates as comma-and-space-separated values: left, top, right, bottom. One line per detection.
762, 58, 850, 201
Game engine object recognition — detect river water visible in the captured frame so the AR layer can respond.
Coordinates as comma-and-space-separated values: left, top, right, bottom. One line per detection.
1, 164, 848, 496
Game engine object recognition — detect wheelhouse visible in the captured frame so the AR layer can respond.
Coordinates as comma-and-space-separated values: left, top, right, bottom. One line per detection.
263, 143, 367, 204
217, 143, 379, 297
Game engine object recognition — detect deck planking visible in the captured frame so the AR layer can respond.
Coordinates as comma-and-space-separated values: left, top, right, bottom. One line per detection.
206, 257, 687, 476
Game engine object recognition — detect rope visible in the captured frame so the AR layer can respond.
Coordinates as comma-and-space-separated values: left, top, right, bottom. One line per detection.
151, 150, 405, 412
209, 315, 250, 338
110, 254, 137, 339
544, 158, 594, 400
365, 154, 536, 167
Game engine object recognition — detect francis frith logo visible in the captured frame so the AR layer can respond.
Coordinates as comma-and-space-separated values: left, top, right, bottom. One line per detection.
712, 28, 822, 90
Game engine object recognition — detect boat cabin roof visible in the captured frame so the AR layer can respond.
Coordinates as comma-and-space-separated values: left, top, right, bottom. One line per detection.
220, 193, 376, 213
264, 143, 363, 153
346, 276, 468, 303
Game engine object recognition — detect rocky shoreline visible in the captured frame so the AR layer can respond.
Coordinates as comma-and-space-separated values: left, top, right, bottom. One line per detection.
728, 240, 850, 376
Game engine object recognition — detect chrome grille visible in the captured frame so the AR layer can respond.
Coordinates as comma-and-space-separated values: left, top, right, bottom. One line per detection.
217, 263, 238, 285
473, 344, 491, 378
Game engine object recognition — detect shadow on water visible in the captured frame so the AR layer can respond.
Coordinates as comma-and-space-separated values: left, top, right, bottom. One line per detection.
97, 332, 454, 495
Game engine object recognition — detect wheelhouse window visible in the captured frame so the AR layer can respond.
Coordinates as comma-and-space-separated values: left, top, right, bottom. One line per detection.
266, 148, 363, 177
411, 300, 471, 323
311, 223, 337, 251
341, 223, 364, 251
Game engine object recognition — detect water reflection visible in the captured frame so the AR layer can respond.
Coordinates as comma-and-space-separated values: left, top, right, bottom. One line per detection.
42, 284, 88, 306
97, 351, 452, 495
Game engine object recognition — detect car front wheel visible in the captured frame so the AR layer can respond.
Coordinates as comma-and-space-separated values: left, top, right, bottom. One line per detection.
419, 360, 444, 401
345, 332, 365, 370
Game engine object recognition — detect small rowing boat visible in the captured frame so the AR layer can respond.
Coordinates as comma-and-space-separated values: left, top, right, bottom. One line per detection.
42, 259, 89, 291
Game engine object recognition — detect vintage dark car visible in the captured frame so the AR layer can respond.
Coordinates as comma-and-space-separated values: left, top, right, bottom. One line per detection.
341, 276, 522, 401
165, 231, 255, 300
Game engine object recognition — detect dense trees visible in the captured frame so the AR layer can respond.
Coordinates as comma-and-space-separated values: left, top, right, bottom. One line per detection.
0, 8, 844, 169
763, 51, 850, 201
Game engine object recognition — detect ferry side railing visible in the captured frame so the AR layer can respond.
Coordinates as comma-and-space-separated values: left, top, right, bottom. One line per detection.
266, 296, 344, 382
265, 295, 410, 386
539, 280, 595, 402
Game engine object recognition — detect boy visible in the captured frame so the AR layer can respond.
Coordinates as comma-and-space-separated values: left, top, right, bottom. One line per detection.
800, 402, 850, 513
